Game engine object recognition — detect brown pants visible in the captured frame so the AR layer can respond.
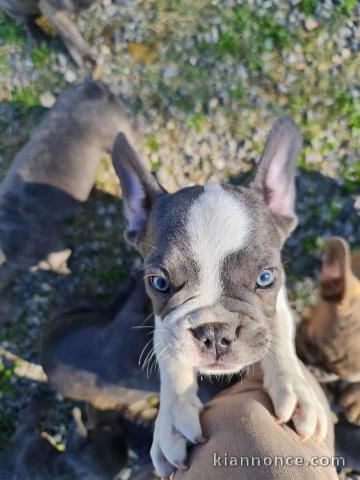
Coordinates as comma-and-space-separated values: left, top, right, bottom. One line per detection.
175, 365, 337, 480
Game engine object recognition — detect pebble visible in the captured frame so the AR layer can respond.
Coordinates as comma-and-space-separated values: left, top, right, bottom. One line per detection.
305, 18, 319, 31
39, 91, 56, 108
64, 69, 77, 83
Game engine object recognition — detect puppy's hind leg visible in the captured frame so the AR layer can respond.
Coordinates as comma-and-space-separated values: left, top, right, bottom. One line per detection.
39, 0, 96, 67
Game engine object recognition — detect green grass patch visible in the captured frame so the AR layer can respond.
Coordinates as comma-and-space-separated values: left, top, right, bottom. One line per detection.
0, 50, 9, 75
327, 196, 343, 223
335, 0, 357, 15
10, 86, 40, 116
331, 89, 360, 131
340, 161, 360, 193
145, 134, 161, 152
185, 112, 205, 133
0, 11, 23, 44
0, 361, 15, 395
11, 87, 39, 107
87, 263, 126, 288
204, 3, 293, 70
0, 359, 16, 450
30, 44, 52, 67
302, 235, 319, 254
298, 0, 317, 16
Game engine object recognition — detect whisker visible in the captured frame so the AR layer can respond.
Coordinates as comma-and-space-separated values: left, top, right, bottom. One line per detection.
142, 343, 158, 372
138, 338, 154, 367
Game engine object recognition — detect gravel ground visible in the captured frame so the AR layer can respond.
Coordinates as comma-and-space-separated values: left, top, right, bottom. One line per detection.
0, 0, 359, 478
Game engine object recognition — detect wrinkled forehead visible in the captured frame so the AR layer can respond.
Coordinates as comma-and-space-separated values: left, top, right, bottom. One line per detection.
144, 183, 281, 269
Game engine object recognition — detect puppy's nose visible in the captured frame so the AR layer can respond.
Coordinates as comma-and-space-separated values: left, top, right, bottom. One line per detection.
190, 323, 237, 357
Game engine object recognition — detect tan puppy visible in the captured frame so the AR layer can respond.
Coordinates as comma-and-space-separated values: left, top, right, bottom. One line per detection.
297, 237, 360, 424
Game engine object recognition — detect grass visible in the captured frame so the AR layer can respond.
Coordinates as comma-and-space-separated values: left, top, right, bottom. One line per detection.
298, 0, 318, 16
11, 86, 39, 108
0, 360, 16, 450
0, 11, 23, 44
30, 44, 52, 67
299, 0, 357, 17
341, 161, 360, 193
195, 3, 293, 72
335, 0, 358, 15
331, 89, 360, 132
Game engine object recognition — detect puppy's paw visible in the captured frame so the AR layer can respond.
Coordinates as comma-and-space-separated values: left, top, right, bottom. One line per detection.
338, 383, 360, 425
150, 393, 204, 477
265, 372, 328, 443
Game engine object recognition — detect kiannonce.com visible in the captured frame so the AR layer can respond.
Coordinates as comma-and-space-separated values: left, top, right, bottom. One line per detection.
213, 453, 346, 468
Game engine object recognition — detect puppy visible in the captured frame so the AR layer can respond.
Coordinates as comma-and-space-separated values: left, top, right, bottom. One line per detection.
111, 116, 328, 477
297, 237, 360, 424
0, 80, 142, 274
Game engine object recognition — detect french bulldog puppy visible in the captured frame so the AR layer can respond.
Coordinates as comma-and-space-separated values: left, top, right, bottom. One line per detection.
111, 116, 328, 476
0, 0, 99, 65
0, 80, 142, 275
297, 237, 360, 424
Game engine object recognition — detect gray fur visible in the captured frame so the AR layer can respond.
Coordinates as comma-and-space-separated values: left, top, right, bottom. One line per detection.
0, 80, 142, 271
40, 275, 158, 405
112, 116, 301, 372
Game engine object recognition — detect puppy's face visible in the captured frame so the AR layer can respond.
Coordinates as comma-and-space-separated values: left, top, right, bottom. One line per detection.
140, 184, 284, 373
112, 117, 302, 374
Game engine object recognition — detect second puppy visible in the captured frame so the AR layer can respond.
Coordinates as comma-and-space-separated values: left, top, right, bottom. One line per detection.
298, 237, 360, 424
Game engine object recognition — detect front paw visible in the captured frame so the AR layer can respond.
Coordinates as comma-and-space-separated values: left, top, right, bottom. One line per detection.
150, 393, 204, 477
264, 372, 328, 443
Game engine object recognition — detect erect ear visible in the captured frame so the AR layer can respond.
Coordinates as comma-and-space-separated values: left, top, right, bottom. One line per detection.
112, 133, 166, 247
250, 116, 302, 239
318, 237, 353, 302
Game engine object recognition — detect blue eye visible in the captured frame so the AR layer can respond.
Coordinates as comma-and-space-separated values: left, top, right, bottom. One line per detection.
150, 275, 170, 293
256, 268, 276, 289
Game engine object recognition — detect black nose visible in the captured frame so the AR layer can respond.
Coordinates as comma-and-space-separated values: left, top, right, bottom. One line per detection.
190, 323, 237, 358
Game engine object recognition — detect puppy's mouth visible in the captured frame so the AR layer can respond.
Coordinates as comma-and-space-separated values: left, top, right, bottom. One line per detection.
197, 361, 244, 375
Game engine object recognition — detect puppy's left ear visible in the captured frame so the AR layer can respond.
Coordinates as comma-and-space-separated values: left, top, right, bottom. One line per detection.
112, 133, 166, 247
250, 116, 302, 238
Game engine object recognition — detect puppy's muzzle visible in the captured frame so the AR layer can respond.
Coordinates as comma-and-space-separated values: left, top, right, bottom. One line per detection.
190, 322, 239, 359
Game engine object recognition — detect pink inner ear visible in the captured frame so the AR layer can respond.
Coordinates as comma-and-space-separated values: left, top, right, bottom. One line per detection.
266, 151, 295, 218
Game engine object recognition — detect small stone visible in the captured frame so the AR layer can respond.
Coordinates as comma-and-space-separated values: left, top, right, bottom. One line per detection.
209, 98, 218, 109
64, 70, 77, 83
305, 18, 318, 31
119, 468, 132, 480
341, 48, 351, 59
39, 92, 56, 109
163, 66, 178, 78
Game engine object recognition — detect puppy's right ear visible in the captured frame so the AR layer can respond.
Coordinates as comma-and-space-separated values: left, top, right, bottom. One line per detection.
318, 237, 352, 302
250, 116, 302, 240
112, 133, 165, 246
